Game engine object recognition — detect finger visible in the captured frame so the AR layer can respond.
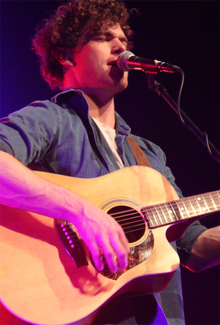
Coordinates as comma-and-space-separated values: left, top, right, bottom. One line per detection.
107, 216, 129, 251
110, 233, 130, 271
88, 239, 104, 272
110, 222, 130, 269
97, 236, 118, 273
118, 228, 130, 253
101, 220, 129, 272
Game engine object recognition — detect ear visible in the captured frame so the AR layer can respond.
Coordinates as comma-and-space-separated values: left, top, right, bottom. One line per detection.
59, 57, 74, 67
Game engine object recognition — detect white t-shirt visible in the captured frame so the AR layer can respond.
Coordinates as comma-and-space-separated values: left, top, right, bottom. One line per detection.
93, 118, 124, 169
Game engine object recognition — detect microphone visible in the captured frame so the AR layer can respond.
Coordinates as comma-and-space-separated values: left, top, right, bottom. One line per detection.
117, 51, 181, 74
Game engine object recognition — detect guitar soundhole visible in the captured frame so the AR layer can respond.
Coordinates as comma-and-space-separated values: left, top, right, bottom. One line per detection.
107, 205, 145, 243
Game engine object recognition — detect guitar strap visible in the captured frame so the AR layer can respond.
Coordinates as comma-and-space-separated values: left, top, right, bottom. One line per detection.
127, 135, 152, 168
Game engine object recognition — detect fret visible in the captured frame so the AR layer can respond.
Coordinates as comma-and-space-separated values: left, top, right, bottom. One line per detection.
188, 198, 197, 216
182, 199, 191, 218
162, 203, 174, 223
189, 196, 204, 217
167, 202, 180, 222
215, 191, 220, 208
216, 191, 220, 206
165, 207, 173, 221
158, 204, 169, 224
207, 191, 220, 210
202, 195, 210, 212
194, 195, 210, 216
209, 193, 218, 210
175, 199, 190, 219
144, 206, 158, 228
151, 217, 158, 227
154, 206, 163, 225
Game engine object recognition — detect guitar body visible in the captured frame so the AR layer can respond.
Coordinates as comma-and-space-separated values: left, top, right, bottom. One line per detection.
0, 166, 184, 325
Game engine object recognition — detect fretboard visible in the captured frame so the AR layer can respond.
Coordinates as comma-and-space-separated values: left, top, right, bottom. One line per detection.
142, 190, 220, 228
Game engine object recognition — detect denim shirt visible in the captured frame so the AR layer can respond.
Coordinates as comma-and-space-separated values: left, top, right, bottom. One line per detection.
0, 89, 206, 325
0, 89, 183, 191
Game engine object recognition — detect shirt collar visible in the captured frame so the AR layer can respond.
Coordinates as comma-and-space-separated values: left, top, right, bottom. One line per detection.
52, 88, 131, 136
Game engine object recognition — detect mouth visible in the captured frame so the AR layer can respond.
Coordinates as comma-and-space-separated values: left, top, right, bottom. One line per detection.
107, 60, 117, 67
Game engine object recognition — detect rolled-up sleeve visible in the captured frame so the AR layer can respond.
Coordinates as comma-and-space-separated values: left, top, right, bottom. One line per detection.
0, 100, 60, 166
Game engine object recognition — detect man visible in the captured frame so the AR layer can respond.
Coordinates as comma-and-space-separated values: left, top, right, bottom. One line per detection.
0, 1, 219, 324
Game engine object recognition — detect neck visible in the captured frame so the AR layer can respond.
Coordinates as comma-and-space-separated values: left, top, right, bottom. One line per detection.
83, 93, 115, 129
63, 75, 116, 128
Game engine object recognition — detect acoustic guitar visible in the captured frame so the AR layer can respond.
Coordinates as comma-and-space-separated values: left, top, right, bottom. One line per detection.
0, 166, 219, 325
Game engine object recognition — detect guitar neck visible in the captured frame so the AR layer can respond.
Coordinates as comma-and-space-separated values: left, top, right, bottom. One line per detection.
143, 190, 220, 229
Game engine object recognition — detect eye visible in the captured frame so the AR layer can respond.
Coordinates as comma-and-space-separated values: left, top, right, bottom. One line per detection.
93, 36, 106, 42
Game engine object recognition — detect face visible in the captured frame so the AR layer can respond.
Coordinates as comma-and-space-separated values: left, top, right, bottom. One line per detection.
67, 23, 129, 97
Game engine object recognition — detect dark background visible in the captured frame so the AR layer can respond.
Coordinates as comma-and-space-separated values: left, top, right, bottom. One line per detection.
1, 1, 219, 324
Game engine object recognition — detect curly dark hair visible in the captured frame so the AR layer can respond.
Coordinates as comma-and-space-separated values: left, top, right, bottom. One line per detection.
32, 0, 133, 89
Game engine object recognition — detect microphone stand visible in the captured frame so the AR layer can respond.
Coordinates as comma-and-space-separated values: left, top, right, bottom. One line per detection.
146, 73, 220, 163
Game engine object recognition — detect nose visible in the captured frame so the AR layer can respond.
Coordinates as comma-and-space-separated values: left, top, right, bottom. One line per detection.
111, 38, 127, 55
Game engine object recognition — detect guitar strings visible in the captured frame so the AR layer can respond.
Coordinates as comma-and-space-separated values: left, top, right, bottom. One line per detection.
65, 199, 218, 236
110, 194, 220, 218
64, 193, 220, 235
111, 193, 220, 220
67, 194, 220, 224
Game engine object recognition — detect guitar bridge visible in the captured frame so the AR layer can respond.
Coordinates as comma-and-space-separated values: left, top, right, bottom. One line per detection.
55, 219, 88, 268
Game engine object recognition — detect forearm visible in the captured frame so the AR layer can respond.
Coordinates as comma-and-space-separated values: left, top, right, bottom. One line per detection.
0, 151, 129, 272
0, 151, 83, 221
186, 226, 220, 272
